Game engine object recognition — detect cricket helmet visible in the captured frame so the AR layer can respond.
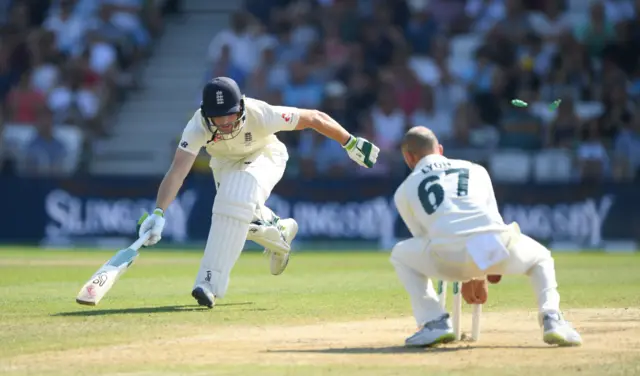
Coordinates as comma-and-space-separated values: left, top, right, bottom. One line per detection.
200, 77, 246, 140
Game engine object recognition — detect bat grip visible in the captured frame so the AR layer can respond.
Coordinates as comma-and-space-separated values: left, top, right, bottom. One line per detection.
130, 231, 152, 251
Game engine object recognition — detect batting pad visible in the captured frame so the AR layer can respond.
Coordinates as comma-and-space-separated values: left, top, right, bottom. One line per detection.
195, 171, 258, 298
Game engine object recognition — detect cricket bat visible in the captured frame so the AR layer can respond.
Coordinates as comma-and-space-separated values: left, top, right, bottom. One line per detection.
75, 232, 151, 306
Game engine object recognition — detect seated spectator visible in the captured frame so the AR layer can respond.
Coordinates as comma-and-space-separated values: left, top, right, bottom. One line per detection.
322, 21, 349, 69
391, 60, 422, 115
297, 130, 349, 178
243, 67, 270, 100
43, 0, 89, 58
85, 30, 118, 80
273, 22, 307, 66
404, 1, 437, 55
574, 2, 616, 58
576, 119, 610, 181
0, 39, 21, 103
207, 11, 260, 74
29, 54, 61, 95
369, 87, 406, 153
613, 114, 640, 181
6, 71, 46, 124
410, 85, 453, 141
282, 62, 323, 108
21, 107, 67, 177
103, 0, 152, 52
466, 0, 505, 34
528, 0, 572, 41
48, 66, 101, 132
499, 98, 544, 151
205, 44, 246, 88
545, 97, 581, 148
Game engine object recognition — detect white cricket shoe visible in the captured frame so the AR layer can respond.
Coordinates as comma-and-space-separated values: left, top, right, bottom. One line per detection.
191, 284, 215, 309
540, 311, 582, 346
267, 218, 298, 275
405, 313, 456, 347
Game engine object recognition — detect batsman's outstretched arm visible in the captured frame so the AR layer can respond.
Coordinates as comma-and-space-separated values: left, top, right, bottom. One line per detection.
156, 148, 197, 211
294, 110, 351, 145
136, 148, 196, 247
294, 110, 380, 168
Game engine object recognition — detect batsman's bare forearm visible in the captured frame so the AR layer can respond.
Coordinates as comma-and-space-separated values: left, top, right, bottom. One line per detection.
155, 148, 196, 211
295, 110, 351, 146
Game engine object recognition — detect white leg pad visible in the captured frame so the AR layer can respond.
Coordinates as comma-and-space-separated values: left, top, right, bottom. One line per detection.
194, 171, 258, 298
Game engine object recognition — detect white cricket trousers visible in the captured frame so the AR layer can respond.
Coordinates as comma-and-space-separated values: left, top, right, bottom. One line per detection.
194, 143, 288, 298
210, 143, 288, 222
390, 224, 561, 326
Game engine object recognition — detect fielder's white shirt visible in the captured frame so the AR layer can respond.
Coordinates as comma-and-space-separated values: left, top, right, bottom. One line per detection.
394, 154, 508, 246
178, 97, 300, 161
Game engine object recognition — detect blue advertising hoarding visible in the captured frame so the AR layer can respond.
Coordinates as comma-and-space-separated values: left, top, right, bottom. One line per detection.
0, 176, 638, 250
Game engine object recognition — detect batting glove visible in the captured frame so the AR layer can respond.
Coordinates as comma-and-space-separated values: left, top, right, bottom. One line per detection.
343, 135, 380, 168
137, 208, 165, 247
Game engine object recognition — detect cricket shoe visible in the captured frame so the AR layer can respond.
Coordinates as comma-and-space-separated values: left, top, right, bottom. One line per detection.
247, 218, 298, 275
191, 285, 215, 309
540, 311, 582, 346
405, 313, 456, 347
267, 218, 298, 275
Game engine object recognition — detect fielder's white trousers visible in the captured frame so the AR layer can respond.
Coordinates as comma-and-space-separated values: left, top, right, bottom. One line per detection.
390, 224, 561, 326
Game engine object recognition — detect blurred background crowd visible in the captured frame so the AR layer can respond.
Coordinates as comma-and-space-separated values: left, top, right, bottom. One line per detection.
0, 0, 180, 176
204, 0, 640, 182
1, 0, 639, 183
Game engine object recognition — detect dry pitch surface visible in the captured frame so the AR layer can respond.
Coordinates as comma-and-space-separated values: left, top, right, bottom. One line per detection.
1, 250, 639, 376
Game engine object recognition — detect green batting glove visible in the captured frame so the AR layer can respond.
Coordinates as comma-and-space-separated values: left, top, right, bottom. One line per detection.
343, 135, 380, 168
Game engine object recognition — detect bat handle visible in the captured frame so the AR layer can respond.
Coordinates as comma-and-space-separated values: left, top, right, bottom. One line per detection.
130, 231, 152, 251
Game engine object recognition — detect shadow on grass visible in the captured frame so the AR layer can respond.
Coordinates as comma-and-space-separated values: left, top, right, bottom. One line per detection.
267, 343, 552, 355
52, 302, 256, 316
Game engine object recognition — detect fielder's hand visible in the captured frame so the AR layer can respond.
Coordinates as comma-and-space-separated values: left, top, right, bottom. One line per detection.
137, 208, 165, 247
343, 135, 379, 168
461, 279, 488, 304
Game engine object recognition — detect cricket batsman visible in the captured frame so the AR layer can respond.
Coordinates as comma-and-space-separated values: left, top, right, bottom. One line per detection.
391, 126, 582, 347
136, 77, 379, 308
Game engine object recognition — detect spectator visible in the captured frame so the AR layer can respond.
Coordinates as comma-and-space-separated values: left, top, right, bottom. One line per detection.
322, 21, 349, 69
405, 1, 437, 55
48, 65, 101, 133
410, 85, 454, 141
576, 119, 610, 181
206, 44, 246, 88
613, 114, 640, 180
529, 0, 572, 40
298, 130, 349, 178
6, 71, 46, 124
282, 61, 323, 109
43, 0, 89, 58
499, 89, 544, 151
574, 2, 616, 58
368, 86, 407, 156
546, 97, 581, 149
102, 0, 153, 52
21, 107, 67, 177
207, 11, 260, 74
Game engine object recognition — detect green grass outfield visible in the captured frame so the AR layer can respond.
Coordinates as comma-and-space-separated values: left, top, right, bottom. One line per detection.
1, 248, 639, 376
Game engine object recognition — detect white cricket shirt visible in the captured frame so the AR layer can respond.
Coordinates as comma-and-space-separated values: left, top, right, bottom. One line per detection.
394, 154, 508, 246
178, 97, 300, 160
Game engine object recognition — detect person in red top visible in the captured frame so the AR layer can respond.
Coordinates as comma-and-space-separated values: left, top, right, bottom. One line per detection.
6, 71, 46, 124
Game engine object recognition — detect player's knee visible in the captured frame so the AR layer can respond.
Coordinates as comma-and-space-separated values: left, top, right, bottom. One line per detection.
213, 171, 259, 223
389, 239, 411, 267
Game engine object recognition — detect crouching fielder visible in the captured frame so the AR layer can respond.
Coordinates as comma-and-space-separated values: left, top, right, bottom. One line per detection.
137, 77, 379, 308
391, 126, 581, 347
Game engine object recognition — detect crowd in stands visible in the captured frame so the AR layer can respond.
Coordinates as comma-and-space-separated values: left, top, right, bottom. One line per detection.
205, 0, 640, 182
0, 0, 179, 177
